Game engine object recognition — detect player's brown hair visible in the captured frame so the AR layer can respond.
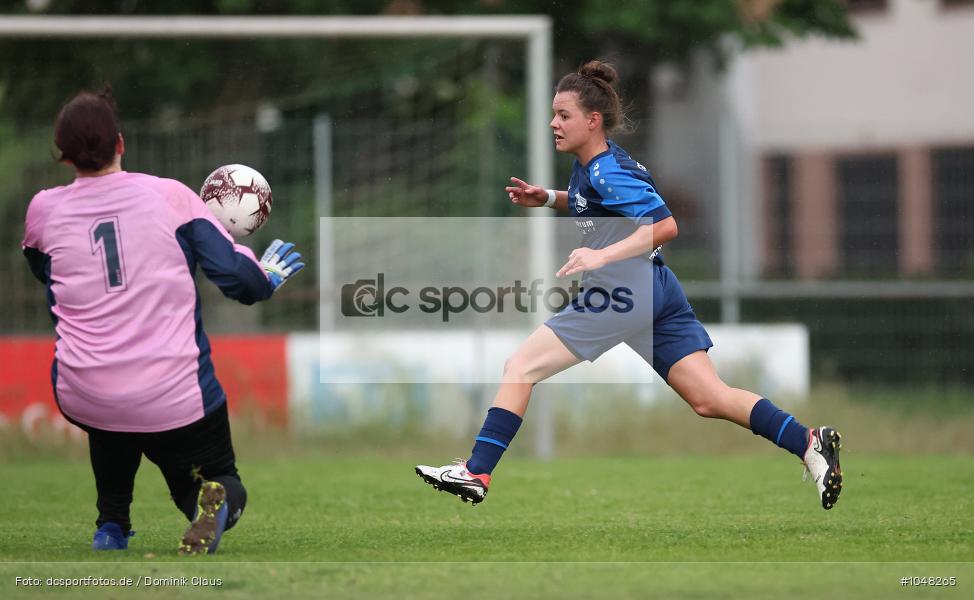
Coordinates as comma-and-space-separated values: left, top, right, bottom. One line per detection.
555, 60, 628, 135
54, 87, 120, 172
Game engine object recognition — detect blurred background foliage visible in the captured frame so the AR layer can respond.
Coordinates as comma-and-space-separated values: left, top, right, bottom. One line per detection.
0, 0, 854, 127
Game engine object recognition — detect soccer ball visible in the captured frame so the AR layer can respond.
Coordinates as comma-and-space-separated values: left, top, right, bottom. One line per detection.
199, 164, 273, 237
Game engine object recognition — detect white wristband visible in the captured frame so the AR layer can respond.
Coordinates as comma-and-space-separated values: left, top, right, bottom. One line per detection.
544, 189, 557, 208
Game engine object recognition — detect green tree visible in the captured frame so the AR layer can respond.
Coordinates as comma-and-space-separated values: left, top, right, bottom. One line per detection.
0, 0, 854, 123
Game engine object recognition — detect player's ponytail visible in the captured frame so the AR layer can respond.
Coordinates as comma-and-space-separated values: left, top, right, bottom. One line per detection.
556, 60, 629, 135
54, 86, 121, 172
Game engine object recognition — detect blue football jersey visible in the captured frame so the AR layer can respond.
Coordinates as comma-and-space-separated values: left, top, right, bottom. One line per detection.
567, 140, 672, 263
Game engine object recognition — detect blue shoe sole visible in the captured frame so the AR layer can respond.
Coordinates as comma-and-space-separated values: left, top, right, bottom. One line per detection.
92, 537, 127, 550
92, 523, 132, 550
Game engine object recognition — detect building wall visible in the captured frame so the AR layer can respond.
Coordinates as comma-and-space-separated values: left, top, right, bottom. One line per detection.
650, 0, 974, 281
746, 0, 974, 151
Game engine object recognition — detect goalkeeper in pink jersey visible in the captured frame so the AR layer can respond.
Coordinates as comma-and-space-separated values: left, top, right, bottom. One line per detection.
21, 88, 304, 555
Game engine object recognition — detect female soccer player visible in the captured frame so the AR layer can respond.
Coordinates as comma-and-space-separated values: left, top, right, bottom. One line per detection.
21, 88, 304, 554
417, 61, 842, 510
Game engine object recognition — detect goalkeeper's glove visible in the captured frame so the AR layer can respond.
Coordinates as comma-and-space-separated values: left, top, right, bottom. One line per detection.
260, 239, 305, 291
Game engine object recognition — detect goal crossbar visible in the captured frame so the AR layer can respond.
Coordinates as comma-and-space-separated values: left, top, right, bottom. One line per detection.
0, 15, 549, 39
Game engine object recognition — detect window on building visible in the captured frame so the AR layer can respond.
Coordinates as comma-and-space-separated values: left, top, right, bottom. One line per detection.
837, 154, 899, 275
845, 0, 888, 13
764, 154, 794, 277
932, 147, 974, 275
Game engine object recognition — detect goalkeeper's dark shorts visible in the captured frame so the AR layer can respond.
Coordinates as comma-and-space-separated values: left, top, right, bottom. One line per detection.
80, 402, 246, 533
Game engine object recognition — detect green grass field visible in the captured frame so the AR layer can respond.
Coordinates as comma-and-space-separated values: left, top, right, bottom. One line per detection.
1, 455, 972, 598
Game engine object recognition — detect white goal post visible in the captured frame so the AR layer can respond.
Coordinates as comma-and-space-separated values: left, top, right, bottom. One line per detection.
1, 14, 557, 457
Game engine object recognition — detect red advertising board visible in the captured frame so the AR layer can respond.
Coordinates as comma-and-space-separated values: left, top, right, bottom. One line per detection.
0, 335, 288, 440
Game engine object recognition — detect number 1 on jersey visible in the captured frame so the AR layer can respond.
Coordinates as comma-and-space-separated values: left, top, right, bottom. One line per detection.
90, 217, 127, 292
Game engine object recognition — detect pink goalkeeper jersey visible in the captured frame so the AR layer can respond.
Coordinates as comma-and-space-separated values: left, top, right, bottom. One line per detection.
22, 171, 273, 433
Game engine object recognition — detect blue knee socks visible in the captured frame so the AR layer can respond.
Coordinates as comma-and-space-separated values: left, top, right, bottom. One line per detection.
749, 398, 809, 458
466, 407, 523, 475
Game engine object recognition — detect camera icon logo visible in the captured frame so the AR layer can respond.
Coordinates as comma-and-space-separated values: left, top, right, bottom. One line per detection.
341, 275, 384, 317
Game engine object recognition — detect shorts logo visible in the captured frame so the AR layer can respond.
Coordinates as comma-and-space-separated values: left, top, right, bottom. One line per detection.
574, 193, 589, 213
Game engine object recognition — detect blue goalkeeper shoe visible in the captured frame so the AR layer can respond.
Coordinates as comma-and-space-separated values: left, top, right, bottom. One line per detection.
91, 522, 133, 550
178, 481, 229, 555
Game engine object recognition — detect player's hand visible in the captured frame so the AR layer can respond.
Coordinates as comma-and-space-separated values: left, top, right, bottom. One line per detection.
505, 177, 548, 207
260, 239, 305, 291
557, 247, 608, 278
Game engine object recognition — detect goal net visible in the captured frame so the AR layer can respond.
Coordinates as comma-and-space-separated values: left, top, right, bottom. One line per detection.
0, 16, 555, 335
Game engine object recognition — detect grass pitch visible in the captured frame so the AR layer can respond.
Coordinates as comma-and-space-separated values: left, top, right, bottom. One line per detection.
1, 455, 972, 598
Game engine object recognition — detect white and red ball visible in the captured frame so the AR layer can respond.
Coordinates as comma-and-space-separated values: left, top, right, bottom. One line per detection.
200, 164, 272, 237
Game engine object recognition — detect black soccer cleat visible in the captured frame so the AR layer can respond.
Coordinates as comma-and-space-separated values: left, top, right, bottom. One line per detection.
803, 426, 843, 510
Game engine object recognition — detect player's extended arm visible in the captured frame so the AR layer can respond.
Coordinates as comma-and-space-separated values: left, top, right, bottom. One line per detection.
505, 177, 568, 210
557, 216, 678, 278
177, 219, 275, 305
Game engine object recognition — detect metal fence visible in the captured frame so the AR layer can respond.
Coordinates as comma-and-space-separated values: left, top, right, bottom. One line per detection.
2, 36, 531, 334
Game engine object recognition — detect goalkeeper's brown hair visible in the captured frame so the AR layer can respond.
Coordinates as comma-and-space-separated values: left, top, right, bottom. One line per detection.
54, 86, 120, 172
